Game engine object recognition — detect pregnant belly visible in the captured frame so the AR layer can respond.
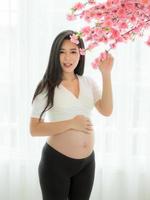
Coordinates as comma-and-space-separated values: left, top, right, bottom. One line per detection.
47, 129, 95, 159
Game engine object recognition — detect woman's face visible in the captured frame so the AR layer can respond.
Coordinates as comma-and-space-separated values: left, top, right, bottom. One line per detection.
59, 39, 80, 73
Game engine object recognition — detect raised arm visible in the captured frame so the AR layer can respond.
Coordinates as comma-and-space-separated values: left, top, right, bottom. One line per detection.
95, 53, 114, 116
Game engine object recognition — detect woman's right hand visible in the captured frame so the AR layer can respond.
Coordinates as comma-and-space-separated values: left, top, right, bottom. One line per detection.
70, 115, 94, 134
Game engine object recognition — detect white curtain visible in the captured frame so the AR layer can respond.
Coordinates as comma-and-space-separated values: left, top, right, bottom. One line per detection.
1, 0, 150, 199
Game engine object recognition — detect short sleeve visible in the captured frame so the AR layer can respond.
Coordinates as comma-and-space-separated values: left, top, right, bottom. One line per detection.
87, 76, 102, 104
30, 91, 47, 119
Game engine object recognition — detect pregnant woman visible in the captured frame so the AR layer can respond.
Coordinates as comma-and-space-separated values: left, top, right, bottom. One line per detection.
30, 30, 113, 200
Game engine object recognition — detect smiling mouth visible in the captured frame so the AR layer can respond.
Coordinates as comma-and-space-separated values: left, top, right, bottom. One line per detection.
64, 63, 72, 68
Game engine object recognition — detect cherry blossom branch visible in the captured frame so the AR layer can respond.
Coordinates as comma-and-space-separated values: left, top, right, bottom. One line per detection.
67, 0, 150, 69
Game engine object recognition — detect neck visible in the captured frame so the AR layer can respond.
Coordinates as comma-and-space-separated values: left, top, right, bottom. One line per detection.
62, 73, 77, 81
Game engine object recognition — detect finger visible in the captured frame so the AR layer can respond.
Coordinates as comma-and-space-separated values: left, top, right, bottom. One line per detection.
86, 123, 93, 128
86, 130, 93, 134
83, 130, 91, 134
86, 119, 92, 124
86, 126, 93, 131
87, 122, 93, 126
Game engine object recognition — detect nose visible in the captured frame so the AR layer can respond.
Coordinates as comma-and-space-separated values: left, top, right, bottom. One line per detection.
64, 53, 71, 61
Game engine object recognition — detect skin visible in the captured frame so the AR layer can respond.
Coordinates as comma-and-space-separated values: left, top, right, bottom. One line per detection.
59, 39, 80, 79
95, 53, 114, 116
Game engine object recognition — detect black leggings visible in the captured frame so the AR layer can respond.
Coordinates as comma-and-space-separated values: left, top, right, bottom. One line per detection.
38, 142, 95, 200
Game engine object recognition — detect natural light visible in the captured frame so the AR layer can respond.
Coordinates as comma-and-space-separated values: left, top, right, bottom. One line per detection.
1, 0, 150, 200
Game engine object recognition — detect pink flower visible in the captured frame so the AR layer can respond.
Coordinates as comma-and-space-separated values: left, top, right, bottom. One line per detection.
119, 22, 128, 29
140, 0, 149, 4
73, 2, 84, 10
116, 36, 124, 43
67, 14, 76, 21
67, 0, 150, 69
88, 0, 96, 4
146, 36, 150, 46
124, 2, 135, 11
79, 48, 86, 55
91, 51, 108, 69
130, 15, 136, 23
81, 26, 91, 36
87, 42, 98, 50
110, 43, 117, 49
70, 34, 79, 44
92, 57, 100, 69
103, 20, 113, 27
113, 0, 120, 3
100, 51, 108, 62
117, 8, 127, 19
111, 28, 121, 39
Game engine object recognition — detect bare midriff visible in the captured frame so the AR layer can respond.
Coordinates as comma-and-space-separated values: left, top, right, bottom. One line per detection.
47, 129, 94, 159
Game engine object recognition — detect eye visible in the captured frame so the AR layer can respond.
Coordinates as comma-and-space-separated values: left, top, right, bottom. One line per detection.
71, 51, 77, 54
59, 51, 64, 54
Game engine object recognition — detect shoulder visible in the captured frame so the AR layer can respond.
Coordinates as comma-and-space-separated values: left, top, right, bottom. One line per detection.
33, 89, 47, 103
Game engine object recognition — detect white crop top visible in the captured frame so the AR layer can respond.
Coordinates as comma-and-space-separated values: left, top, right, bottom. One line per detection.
31, 75, 101, 121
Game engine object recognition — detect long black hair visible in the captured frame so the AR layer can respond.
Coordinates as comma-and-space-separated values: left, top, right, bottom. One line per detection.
32, 30, 85, 121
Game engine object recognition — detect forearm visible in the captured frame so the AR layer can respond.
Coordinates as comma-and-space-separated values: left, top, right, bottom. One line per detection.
100, 72, 113, 115
30, 119, 73, 137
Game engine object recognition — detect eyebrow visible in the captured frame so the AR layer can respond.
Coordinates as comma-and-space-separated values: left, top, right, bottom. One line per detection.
59, 48, 78, 51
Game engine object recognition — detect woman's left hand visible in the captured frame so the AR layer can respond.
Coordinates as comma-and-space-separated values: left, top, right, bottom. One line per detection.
98, 53, 114, 74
